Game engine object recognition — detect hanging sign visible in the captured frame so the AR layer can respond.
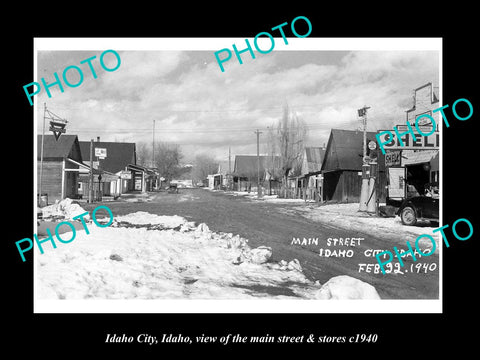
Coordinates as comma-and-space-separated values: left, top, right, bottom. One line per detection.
385, 150, 402, 167
49, 120, 68, 141
95, 148, 107, 158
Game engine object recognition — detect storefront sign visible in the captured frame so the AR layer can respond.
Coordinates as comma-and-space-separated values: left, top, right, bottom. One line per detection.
377, 127, 439, 151
135, 179, 142, 190
120, 171, 132, 179
385, 150, 401, 166
376, 97, 473, 154
95, 148, 107, 158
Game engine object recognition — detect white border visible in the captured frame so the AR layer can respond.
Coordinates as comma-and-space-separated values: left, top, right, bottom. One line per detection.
33, 37, 443, 314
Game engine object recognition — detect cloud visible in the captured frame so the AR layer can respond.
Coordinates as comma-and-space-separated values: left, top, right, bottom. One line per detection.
35, 48, 440, 162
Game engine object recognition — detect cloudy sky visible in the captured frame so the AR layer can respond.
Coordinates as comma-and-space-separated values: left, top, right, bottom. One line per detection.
35, 39, 440, 164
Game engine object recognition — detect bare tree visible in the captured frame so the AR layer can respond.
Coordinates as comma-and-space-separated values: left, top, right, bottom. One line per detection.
155, 142, 185, 181
136, 141, 187, 181
136, 141, 152, 167
270, 104, 307, 197
191, 154, 219, 183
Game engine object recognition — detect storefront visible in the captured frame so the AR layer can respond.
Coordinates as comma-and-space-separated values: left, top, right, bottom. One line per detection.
126, 164, 158, 192
384, 145, 439, 206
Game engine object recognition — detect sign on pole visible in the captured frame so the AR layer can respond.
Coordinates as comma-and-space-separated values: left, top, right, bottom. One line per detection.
95, 148, 107, 158
49, 120, 68, 141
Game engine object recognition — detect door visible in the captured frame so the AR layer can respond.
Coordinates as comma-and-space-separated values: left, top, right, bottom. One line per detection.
388, 167, 406, 200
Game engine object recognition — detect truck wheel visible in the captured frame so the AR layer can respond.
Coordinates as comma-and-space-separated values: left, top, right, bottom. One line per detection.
401, 206, 417, 226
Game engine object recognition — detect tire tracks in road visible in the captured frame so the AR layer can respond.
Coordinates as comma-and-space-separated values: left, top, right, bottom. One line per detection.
99, 189, 439, 300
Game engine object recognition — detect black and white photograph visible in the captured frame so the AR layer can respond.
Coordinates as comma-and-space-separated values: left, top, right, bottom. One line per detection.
7, 7, 478, 355
32, 38, 441, 313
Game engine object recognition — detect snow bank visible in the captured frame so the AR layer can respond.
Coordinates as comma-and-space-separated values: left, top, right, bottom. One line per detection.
313, 275, 381, 300
36, 212, 380, 301
115, 211, 189, 229
40, 198, 89, 221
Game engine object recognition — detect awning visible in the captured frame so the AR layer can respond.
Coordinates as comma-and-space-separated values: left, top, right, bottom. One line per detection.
126, 163, 158, 176
66, 158, 120, 182
402, 150, 439, 166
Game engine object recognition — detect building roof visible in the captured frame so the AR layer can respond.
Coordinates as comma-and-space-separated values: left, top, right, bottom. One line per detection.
37, 134, 82, 162
321, 129, 385, 172
79, 141, 136, 174
216, 160, 231, 174
303, 147, 325, 173
233, 155, 281, 178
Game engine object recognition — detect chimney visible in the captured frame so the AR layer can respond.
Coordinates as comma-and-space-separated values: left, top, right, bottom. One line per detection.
97, 136, 100, 142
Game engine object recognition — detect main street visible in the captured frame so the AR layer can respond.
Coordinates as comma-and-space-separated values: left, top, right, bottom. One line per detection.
84, 188, 439, 300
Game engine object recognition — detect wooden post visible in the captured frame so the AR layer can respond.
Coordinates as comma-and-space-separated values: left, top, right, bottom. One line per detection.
39, 103, 47, 204
88, 139, 94, 203
303, 177, 307, 201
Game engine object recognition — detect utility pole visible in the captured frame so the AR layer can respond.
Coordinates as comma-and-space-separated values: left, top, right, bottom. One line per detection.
89, 139, 94, 203
39, 103, 46, 205
255, 129, 262, 198
358, 106, 370, 212
152, 120, 156, 191
152, 120, 156, 167
228, 146, 231, 174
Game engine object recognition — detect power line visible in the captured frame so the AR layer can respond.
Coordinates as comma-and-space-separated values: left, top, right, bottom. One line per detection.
61, 119, 353, 135
36, 103, 353, 114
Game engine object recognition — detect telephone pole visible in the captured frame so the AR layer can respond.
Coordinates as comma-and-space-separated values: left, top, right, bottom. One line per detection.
255, 129, 262, 198
39, 103, 47, 205
152, 120, 156, 167
89, 139, 94, 203
358, 106, 370, 212
228, 146, 231, 174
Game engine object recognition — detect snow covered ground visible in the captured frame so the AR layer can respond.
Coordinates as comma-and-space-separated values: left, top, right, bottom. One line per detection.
36, 202, 381, 301
221, 190, 313, 203
220, 190, 439, 249
288, 202, 440, 249
118, 192, 154, 203
40, 198, 90, 221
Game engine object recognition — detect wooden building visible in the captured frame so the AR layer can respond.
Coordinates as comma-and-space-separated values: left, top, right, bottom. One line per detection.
232, 155, 281, 193
321, 129, 386, 203
291, 147, 325, 201
79, 139, 138, 196
37, 134, 83, 205
384, 82, 440, 205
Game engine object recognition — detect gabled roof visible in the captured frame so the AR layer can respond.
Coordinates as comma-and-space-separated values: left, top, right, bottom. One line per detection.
79, 141, 136, 174
37, 134, 82, 162
217, 160, 231, 174
321, 129, 385, 172
233, 155, 281, 177
303, 147, 325, 173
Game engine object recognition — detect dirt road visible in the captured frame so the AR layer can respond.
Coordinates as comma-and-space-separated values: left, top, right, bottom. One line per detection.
84, 188, 439, 300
